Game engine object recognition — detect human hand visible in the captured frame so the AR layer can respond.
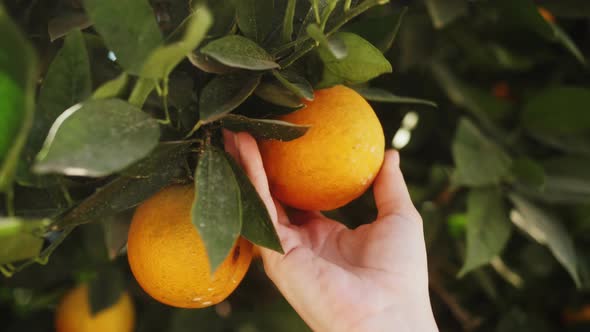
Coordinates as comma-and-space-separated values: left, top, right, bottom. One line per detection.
224, 131, 438, 332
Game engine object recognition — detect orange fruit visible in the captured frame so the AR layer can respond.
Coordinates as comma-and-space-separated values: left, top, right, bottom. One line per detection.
492, 81, 511, 101
538, 7, 555, 23
127, 185, 253, 308
563, 305, 590, 325
259, 85, 385, 211
55, 284, 134, 332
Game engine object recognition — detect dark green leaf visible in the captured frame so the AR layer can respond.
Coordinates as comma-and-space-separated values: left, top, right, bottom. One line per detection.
88, 266, 125, 316
272, 70, 314, 101
48, 11, 92, 41
188, 49, 235, 74
452, 118, 512, 187
199, 72, 261, 123
318, 32, 392, 85
307, 23, 347, 59
226, 155, 283, 252
193, 0, 235, 36
255, 82, 304, 108
425, 0, 468, 29
235, 0, 275, 43
92, 73, 128, 99
34, 99, 160, 177
0, 217, 49, 265
510, 158, 545, 190
169, 308, 228, 332
459, 188, 512, 276
344, 7, 407, 52
551, 24, 586, 65
83, 0, 163, 75
200, 35, 280, 70
282, 0, 297, 42
220, 114, 309, 141
56, 142, 190, 228
192, 146, 242, 273
102, 211, 132, 260
0, 5, 37, 190
141, 7, 212, 78
353, 87, 437, 108
509, 194, 580, 286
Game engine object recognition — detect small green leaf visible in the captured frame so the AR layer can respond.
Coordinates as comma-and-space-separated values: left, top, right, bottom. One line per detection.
92, 73, 128, 99
199, 72, 261, 123
83, 0, 163, 75
89, 267, 125, 316
510, 158, 545, 191
307, 23, 347, 59
226, 155, 283, 252
272, 70, 314, 101
425, 0, 468, 29
56, 142, 190, 228
0, 5, 37, 190
452, 118, 512, 187
255, 82, 304, 108
220, 114, 309, 141
141, 7, 212, 78
458, 188, 512, 277
192, 146, 242, 273
318, 32, 392, 85
200, 35, 280, 70
48, 11, 92, 41
0, 217, 49, 265
353, 87, 437, 108
509, 194, 581, 286
235, 0, 275, 43
34, 99, 160, 177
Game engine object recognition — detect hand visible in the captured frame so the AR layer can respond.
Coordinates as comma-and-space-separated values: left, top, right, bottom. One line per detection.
224, 131, 438, 332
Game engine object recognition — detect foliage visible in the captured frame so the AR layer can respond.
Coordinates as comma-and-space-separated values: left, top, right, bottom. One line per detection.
1, 0, 590, 331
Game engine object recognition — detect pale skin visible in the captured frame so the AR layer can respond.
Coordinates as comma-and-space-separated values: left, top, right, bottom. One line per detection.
224, 131, 439, 332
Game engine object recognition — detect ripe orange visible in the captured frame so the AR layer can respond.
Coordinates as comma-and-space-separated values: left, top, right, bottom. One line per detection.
259, 85, 385, 211
127, 185, 253, 308
55, 284, 134, 332
538, 7, 555, 23
492, 81, 511, 101
563, 305, 590, 325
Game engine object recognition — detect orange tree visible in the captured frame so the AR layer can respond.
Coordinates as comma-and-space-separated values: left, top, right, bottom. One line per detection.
1, 0, 590, 331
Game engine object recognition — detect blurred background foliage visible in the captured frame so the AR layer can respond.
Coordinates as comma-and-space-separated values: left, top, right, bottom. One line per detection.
1, 0, 590, 331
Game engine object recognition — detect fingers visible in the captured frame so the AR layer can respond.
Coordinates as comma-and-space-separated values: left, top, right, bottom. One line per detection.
373, 150, 420, 220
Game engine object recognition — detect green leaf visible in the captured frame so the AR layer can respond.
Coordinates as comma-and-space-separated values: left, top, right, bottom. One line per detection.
318, 32, 392, 85
200, 35, 280, 70
48, 11, 92, 41
307, 23, 347, 59
282, 0, 297, 42
551, 24, 586, 65
0, 217, 49, 265
141, 7, 212, 78
89, 267, 125, 316
458, 188, 512, 276
509, 194, 581, 286
431, 63, 511, 122
344, 7, 407, 52
17, 30, 91, 187
83, 0, 163, 75
199, 72, 261, 123
272, 70, 314, 100
522, 86, 590, 155
55, 142, 190, 228
188, 49, 235, 74
34, 99, 160, 177
192, 146, 242, 273
425, 0, 468, 29
226, 155, 283, 252
102, 211, 132, 260
92, 73, 128, 99
452, 118, 512, 187
220, 114, 309, 141
353, 87, 437, 108
0, 5, 37, 190
255, 82, 304, 108
235, 0, 275, 43
510, 158, 545, 191
193, 0, 235, 37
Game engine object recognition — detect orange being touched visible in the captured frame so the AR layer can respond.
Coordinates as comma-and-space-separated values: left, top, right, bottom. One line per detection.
259, 85, 385, 211
127, 185, 253, 308
55, 284, 134, 332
